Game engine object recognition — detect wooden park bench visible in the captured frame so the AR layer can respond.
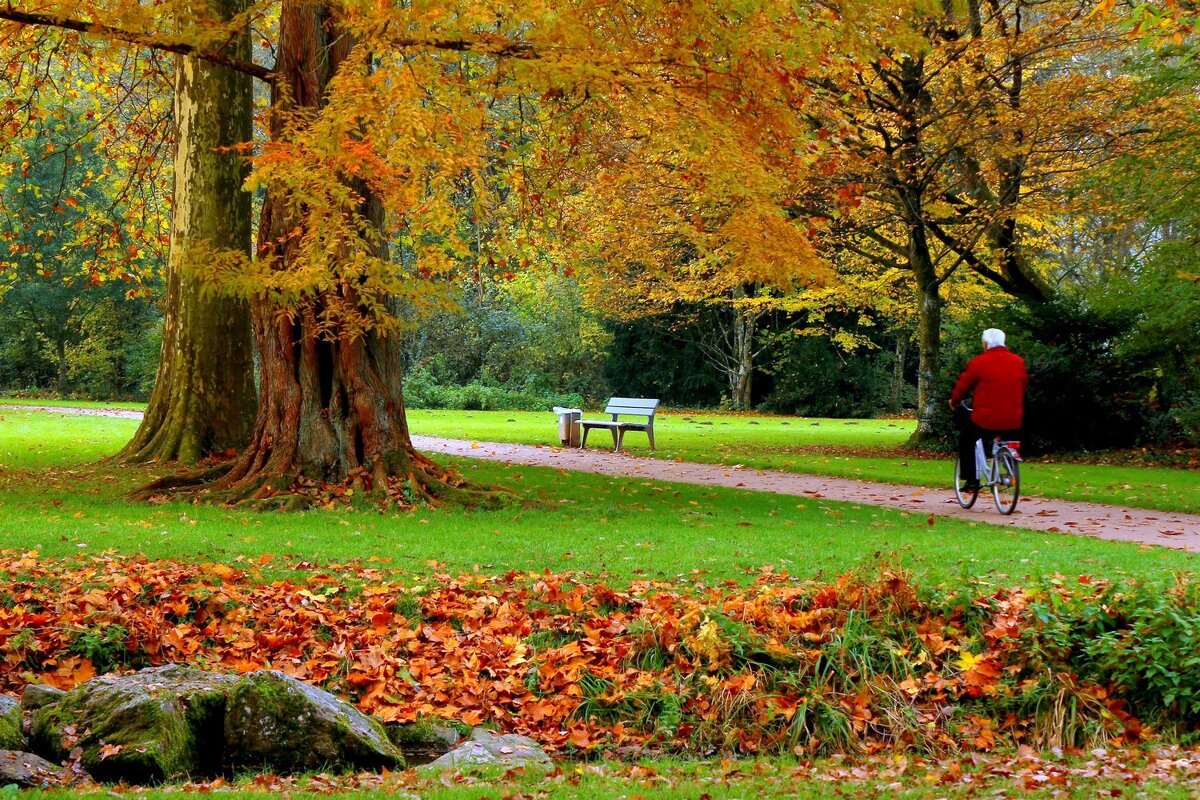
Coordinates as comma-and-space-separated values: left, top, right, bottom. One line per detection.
580, 397, 659, 453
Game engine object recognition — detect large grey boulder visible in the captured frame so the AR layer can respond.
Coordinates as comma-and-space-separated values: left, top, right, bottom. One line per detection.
0, 750, 70, 788
27, 665, 404, 783
20, 684, 65, 711
421, 728, 552, 772
0, 696, 23, 750
224, 671, 403, 774
29, 664, 236, 783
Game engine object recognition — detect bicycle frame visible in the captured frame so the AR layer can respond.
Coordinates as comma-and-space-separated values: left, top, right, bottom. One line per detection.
956, 436, 1021, 515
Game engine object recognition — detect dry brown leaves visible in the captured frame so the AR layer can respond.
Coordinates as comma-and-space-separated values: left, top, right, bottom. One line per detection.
0, 552, 1149, 754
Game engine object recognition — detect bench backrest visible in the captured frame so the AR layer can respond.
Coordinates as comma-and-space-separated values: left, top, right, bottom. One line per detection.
604, 397, 659, 418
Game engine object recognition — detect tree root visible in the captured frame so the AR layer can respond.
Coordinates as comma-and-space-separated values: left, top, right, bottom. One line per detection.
125, 462, 236, 503
126, 448, 514, 513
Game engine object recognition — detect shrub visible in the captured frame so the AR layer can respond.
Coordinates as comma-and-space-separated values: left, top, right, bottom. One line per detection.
935, 299, 1171, 453
759, 334, 892, 418
403, 366, 584, 412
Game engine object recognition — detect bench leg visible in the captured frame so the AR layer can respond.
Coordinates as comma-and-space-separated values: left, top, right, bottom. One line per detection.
611, 428, 620, 452
581, 427, 590, 449
647, 426, 655, 450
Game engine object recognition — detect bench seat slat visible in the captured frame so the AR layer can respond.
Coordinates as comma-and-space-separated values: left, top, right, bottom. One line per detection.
581, 420, 648, 430
605, 398, 658, 412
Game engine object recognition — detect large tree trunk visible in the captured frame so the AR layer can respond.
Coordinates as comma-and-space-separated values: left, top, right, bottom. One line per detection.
911, 278, 942, 443
890, 55, 945, 444
903, 189, 943, 444
118, 0, 255, 464
132, 1, 500, 510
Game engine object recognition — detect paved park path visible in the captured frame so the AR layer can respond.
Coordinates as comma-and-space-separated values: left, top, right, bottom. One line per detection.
412, 436, 1200, 553
10, 405, 1200, 553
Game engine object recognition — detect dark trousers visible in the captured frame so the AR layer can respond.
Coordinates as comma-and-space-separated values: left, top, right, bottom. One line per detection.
958, 420, 1019, 483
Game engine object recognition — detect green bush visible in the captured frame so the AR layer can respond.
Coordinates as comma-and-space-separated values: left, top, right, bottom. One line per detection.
759, 333, 892, 418
935, 299, 1174, 453
403, 366, 584, 412
1012, 579, 1200, 730
1082, 584, 1200, 725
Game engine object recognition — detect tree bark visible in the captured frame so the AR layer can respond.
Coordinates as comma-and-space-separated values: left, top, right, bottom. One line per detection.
893, 55, 944, 444
118, 0, 256, 464
888, 328, 910, 414
132, 1, 501, 510
900, 180, 943, 443
988, 3, 1054, 306
911, 276, 943, 442
55, 338, 68, 396
729, 286, 755, 411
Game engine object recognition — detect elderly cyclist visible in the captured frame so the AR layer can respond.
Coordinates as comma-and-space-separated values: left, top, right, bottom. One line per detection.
948, 328, 1029, 493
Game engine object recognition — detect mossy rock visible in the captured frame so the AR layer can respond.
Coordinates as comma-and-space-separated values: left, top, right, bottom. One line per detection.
224, 671, 403, 773
29, 664, 237, 783
0, 750, 68, 788
20, 685, 65, 711
386, 719, 460, 749
385, 719, 460, 765
0, 696, 23, 750
421, 729, 552, 772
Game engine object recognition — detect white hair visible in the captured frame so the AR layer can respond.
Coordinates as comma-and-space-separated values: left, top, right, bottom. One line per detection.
981, 328, 1006, 349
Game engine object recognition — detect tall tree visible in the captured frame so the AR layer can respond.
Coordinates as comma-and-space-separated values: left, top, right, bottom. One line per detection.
0, 4, 257, 462
117, 0, 257, 464
152, 2, 462, 507
140, 0, 856, 505
5, 0, 868, 505
807, 0, 1181, 439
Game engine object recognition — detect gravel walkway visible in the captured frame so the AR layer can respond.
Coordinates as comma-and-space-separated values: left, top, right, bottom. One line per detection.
8, 405, 1198, 552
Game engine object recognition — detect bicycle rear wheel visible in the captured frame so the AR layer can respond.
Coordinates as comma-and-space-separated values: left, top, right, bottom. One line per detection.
953, 458, 979, 509
992, 449, 1020, 515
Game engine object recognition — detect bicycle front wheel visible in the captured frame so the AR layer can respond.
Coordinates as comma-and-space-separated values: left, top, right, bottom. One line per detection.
954, 457, 978, 509
992, 449, 1020, 515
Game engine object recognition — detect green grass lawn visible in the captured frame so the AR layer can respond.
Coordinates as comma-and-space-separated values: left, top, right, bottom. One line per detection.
7, 400, 1194, 514
33, 753, 1200, 799
405, 409, 1200, 514
5, 410, 1200, 796
2, 409, 1197, 587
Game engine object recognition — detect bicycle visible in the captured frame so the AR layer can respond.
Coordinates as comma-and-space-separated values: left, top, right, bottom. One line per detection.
953, 420, 1022, 515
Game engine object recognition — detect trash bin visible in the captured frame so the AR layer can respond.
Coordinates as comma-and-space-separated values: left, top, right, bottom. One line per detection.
552, 406, 582, 447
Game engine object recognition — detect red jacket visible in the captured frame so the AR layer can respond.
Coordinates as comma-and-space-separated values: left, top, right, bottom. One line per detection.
950, 346, 1028, 431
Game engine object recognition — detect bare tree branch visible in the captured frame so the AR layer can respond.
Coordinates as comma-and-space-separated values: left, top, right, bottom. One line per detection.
0, 7, 275, 82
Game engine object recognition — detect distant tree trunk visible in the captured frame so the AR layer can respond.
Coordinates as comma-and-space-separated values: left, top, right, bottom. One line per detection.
888, 328, 910, 414
118, 0, 255, 464
729, 287, 755, 411
696, 286, 759, 412
132, 1, 500, 509
55, 338, 68, 396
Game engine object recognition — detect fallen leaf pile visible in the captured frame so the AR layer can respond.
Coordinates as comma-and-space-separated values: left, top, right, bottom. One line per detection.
0, 553, 1180, 754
